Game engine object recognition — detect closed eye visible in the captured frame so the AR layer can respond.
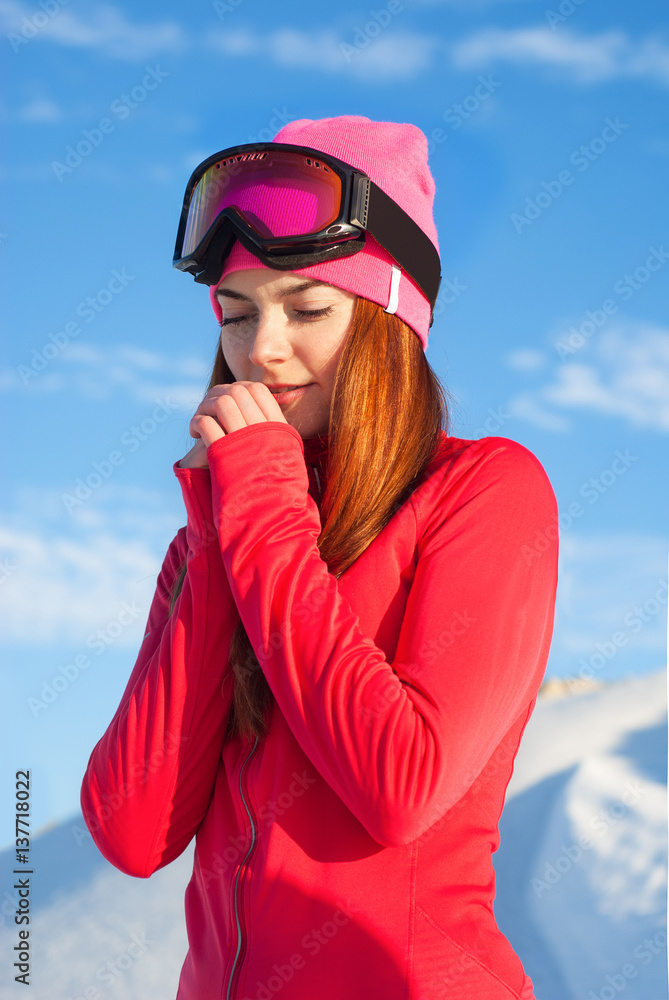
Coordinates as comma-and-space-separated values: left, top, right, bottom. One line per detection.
295, 306, 334, 319
219, 306, 334, 327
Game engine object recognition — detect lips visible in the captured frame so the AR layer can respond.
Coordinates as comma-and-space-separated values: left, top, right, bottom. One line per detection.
266, 384, 310, 393
264, 383, 313, 404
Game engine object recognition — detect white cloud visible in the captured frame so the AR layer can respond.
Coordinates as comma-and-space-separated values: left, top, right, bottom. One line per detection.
509, 322, 669, 433
451, 27, 669, 87
2, 343, 209, 410
0, 507, 177, 645
421, 0, 534, 5
0, 0, 188, 60
507, 392, 571, 432
17, 99, 63, 123
422, 0, 533, 5
0, 162, 60, 182
203, 23, 668, 87
553, 533, 668, 660
0, 480, 188, 645
143, 163, 174, 184
206, 26, 439, 82
505, 348, 548, 371
344, 34, 439, 82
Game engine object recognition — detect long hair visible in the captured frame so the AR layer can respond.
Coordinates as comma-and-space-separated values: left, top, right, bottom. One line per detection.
170, 295, 451, 743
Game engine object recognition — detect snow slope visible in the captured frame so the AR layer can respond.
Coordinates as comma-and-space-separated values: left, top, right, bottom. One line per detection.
495, 669, 668, 1000
1, 669, 666, 1000
0, 818, 193, 999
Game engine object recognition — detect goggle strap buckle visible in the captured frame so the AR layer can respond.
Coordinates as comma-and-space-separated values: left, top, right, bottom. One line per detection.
350, 175, 371, 230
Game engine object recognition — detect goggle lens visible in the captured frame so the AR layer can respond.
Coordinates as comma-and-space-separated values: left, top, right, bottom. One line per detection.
181, 150, 343, 257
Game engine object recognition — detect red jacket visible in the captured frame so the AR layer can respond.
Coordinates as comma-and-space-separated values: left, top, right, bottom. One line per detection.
81, 422, 558, 1000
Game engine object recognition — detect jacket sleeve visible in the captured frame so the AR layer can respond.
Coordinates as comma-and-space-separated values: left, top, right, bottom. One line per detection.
206, 422, 559, 848
80, 463, 238, 877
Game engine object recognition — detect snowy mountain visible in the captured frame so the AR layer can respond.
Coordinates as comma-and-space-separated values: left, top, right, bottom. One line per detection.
495, 669, 667, 1000
1, 669, 666, 1000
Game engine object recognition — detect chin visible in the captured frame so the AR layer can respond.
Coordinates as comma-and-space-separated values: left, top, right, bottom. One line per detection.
286, 416, 326, 440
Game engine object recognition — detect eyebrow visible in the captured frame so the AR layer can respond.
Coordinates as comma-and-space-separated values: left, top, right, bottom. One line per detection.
214, 279, 338, 303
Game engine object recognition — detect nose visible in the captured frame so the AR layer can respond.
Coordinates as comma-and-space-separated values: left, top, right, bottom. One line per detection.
247, 309, 293, 368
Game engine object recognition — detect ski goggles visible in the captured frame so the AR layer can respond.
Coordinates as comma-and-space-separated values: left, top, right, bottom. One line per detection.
173, 142, 441, 324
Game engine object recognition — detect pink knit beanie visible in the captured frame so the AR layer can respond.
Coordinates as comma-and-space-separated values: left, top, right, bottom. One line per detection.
207, 115, 439, 350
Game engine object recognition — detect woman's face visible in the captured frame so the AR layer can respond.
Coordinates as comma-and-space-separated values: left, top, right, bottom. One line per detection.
215, 268, 357, 439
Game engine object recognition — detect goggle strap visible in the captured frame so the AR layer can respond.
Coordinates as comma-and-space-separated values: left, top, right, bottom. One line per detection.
366, 181, 441, 311
176, 142, 442, 321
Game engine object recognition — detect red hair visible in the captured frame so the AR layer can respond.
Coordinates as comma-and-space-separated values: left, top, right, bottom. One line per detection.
171, 295, 450, 741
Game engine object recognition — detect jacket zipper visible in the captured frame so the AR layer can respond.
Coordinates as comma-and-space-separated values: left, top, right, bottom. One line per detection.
311, 465, 321, 499
225, 464, 318, 997
225, 735, 260, 1000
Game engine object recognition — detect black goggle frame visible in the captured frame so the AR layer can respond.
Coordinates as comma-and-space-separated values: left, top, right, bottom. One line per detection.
173, 142, 441, 326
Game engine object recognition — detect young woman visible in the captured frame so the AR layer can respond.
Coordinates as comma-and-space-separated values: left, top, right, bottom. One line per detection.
81, 116, 559, 999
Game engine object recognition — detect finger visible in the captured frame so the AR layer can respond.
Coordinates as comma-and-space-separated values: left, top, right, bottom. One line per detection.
191, 389, 247, 437
189, 412, 228, 445
205, 383, 235, 397
207, 382, 285, 423
179, 438, 209, 469
210, 383, 271, 427
240, 381, 288, 423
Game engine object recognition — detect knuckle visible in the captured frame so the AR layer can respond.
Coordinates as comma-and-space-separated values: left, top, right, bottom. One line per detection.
214, 394, 235, 410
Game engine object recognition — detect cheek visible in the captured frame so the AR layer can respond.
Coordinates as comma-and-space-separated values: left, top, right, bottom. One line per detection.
315, 313, 353, 361
317, 328, 350, 378
220, 331, 245, 369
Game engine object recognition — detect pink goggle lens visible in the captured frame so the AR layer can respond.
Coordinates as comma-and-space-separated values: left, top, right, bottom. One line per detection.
181, 150, 342, 257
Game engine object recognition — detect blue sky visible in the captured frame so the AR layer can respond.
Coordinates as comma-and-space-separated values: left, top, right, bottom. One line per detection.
0, 0, 667, 844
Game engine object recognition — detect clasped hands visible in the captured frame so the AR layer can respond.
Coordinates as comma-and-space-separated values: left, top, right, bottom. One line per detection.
179, 382, 288, 470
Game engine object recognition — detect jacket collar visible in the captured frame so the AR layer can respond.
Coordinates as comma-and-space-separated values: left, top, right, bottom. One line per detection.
302, 432, 329, 466
302, 432, 329, 503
